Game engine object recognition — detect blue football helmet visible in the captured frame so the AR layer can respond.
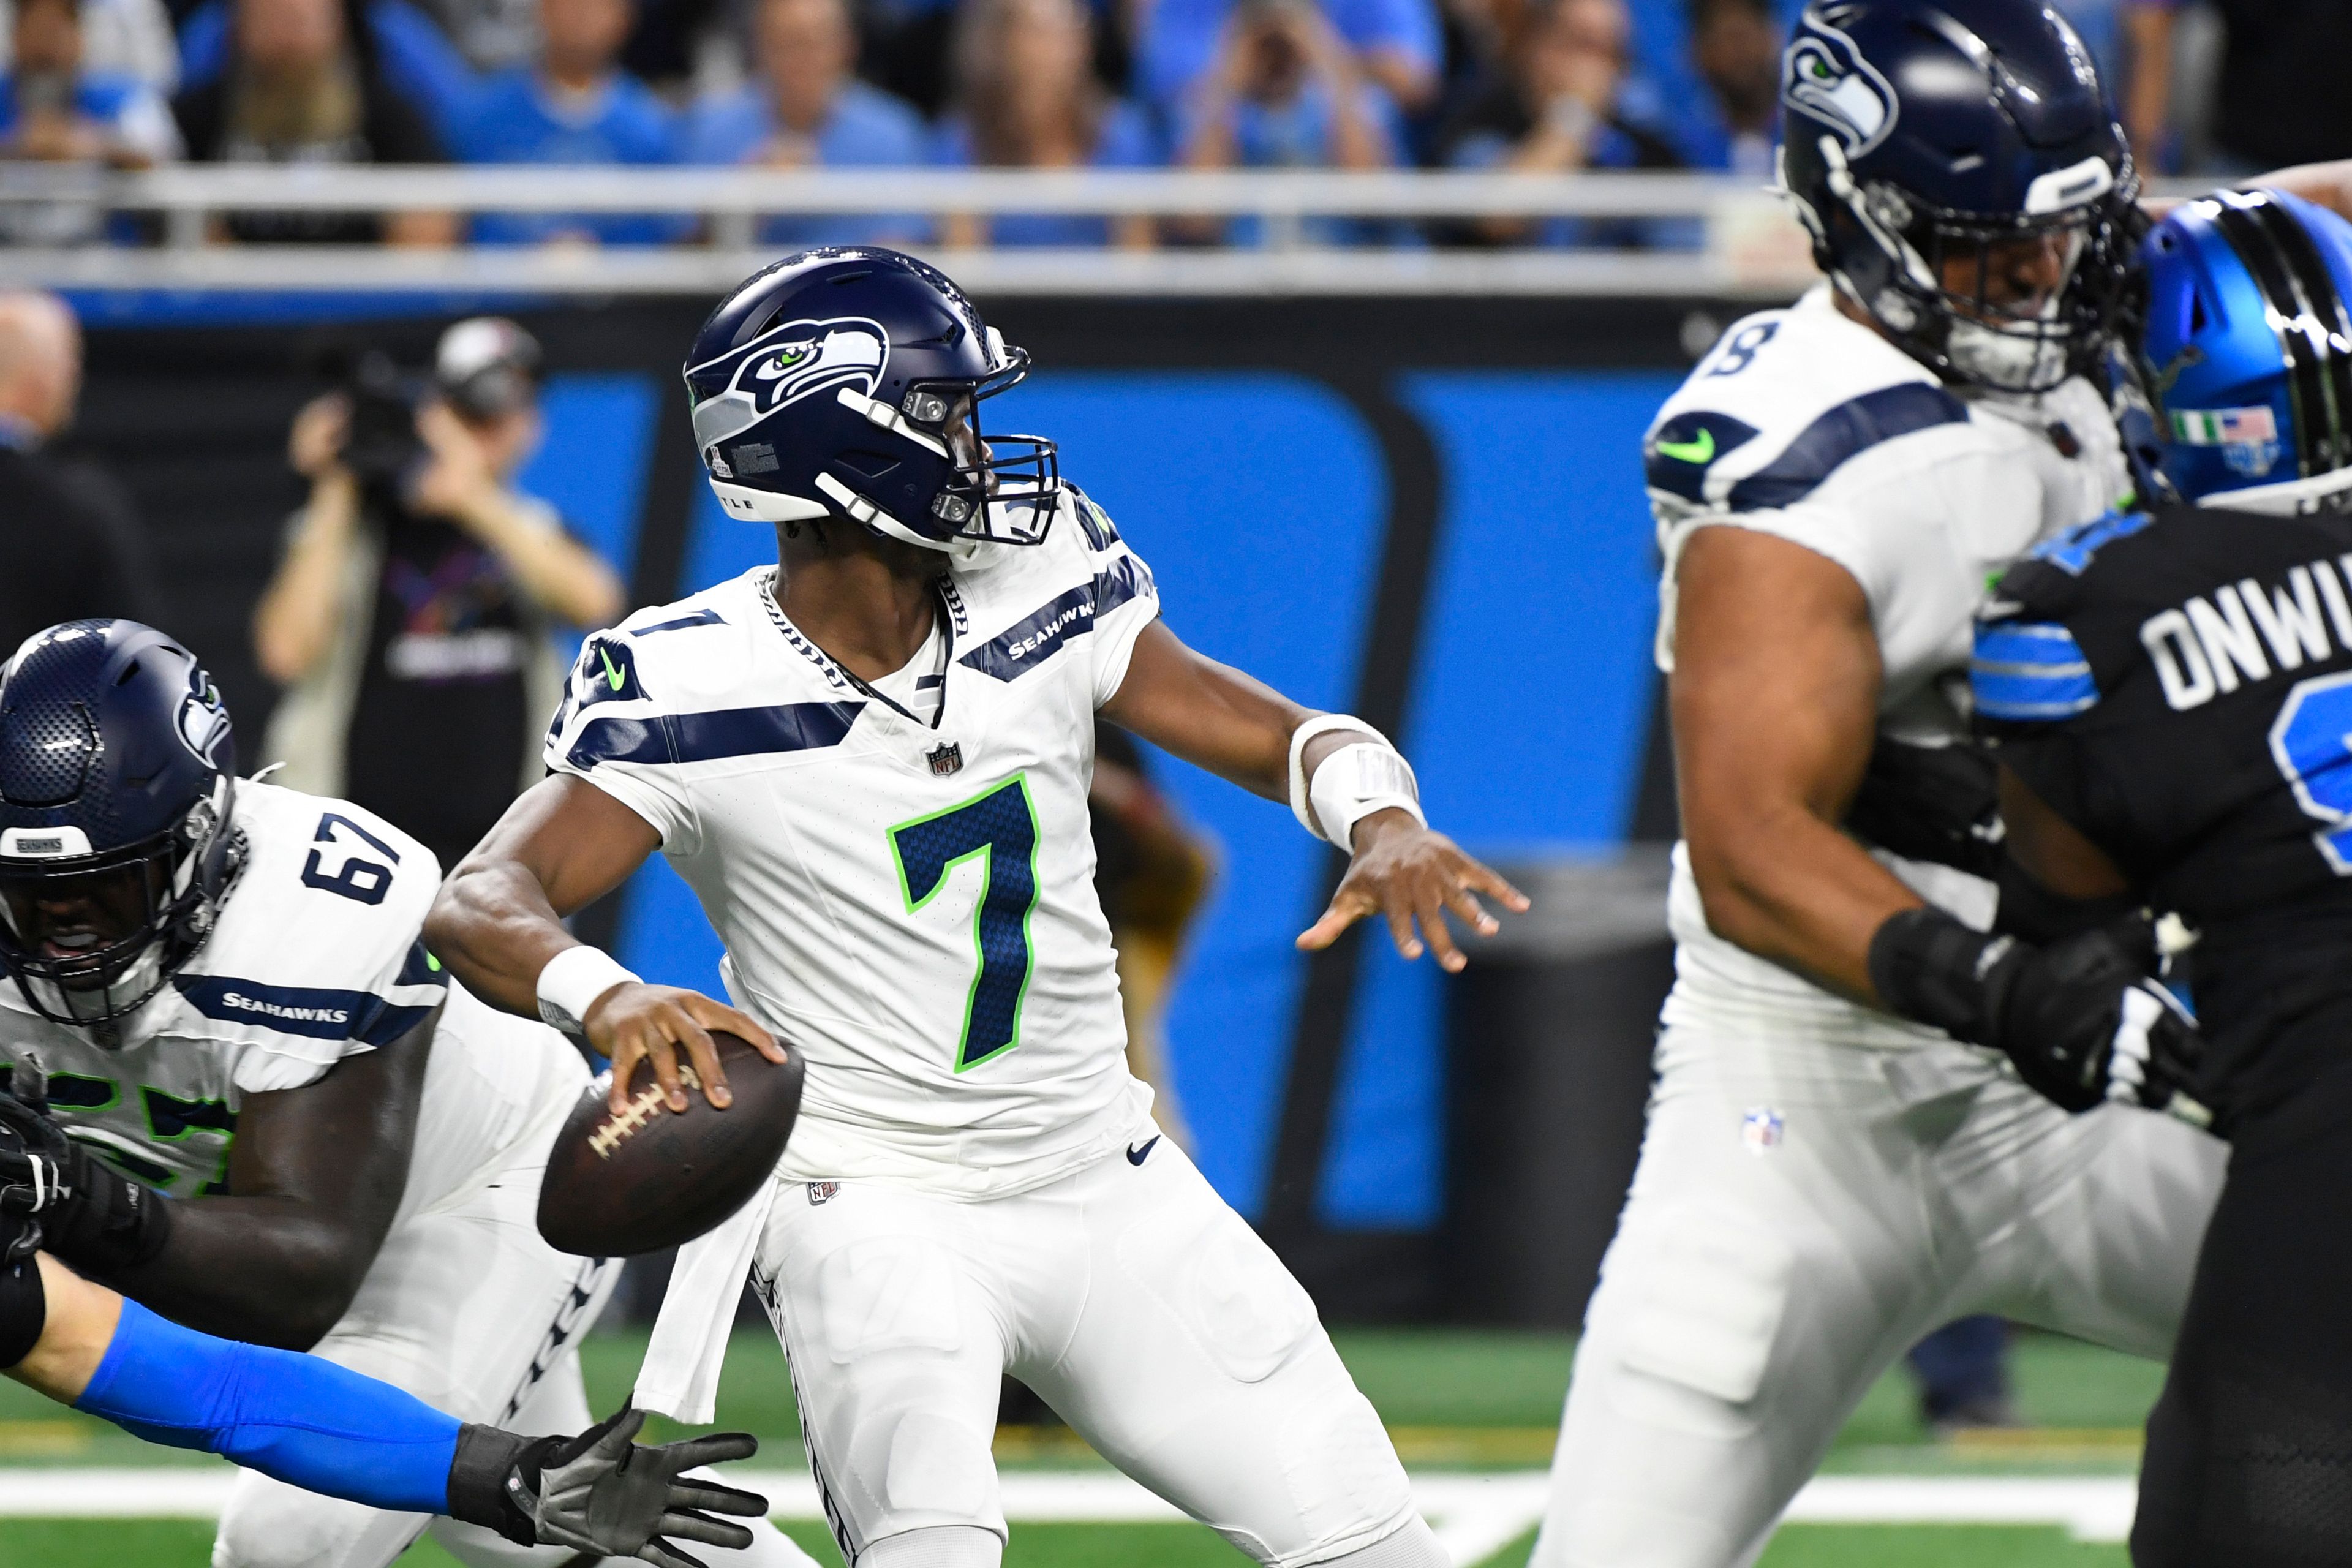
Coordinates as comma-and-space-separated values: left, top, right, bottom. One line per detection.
2139, 187, 2352, 513
684, 247, 1060, 556
0, 621, 242, 1033
1779, 0, 2138, 392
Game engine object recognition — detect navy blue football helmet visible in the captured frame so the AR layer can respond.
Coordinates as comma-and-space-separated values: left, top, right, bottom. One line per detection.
0, 621, 242, 1033
2139, 187, 2352, 513
684, 248, 1060, 555
1779, 0, 2138, 392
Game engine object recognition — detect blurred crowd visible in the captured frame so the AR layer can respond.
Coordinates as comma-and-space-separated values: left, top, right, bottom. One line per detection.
0, 0, 2344, 248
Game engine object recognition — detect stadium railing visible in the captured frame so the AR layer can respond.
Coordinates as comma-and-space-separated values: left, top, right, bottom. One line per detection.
0, 167, 1827, 295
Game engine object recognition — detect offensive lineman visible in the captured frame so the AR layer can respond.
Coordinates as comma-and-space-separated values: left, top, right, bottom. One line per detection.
428, 247, 1528, 1568
1532, 4, 2233, 1564
0, 618, 816, 1568
1970, 187, 2352, 1567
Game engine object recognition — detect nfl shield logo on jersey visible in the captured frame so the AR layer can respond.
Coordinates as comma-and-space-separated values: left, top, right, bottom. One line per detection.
807, 1181, 839, 1205
1741, 1107, 1785, 1156
927, 742, 964, 777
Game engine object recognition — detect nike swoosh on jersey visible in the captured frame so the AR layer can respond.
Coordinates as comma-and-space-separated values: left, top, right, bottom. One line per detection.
1656, 429, 1715, 464
600, 649, 626, 690
1126, 1135, 1160, 1165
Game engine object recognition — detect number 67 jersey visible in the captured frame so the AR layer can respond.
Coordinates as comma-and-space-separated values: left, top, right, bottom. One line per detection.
1973, 500, 2352, 1120
545, 485, 1163, 1199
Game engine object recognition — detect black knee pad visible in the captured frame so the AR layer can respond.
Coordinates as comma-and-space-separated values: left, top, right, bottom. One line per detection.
0, 1255, 45, 1370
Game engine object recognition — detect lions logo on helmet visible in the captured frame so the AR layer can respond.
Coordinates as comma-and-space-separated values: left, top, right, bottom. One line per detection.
688, 317, 889, 477
1783, 13, 1897, 157
175, 668, 232, 768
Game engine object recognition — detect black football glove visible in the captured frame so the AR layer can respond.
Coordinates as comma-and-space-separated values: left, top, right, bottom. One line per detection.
0, 1063, 173, 1278
448, 1404, 767, 1568
1869, 907, 2211, 1125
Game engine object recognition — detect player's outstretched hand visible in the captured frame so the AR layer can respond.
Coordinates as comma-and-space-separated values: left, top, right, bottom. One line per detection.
586, 982, 786, 1114
1297, 809, 1530, 973
453, 1406, 769, 1568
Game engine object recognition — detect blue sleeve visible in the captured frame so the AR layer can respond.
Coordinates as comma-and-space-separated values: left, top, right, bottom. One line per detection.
1971, 619, 2100, 723
74, 1299, 461, 1515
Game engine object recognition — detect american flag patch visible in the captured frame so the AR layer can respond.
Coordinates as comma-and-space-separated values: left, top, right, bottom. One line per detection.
2169, 405, 2278, 445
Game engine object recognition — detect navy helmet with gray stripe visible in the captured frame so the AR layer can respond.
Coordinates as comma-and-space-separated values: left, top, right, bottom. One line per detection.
684, 247, 1060, 556
1779, 0, 2138, 393
0, 620, 242, 1034
2140, 187, 2352, 514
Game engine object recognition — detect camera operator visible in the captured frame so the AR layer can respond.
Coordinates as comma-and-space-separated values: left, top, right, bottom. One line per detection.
252, 316, 623, 872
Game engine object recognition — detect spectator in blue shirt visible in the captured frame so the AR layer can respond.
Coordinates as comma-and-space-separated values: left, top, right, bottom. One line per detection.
934, 0, 1159, 249
451, 0, 680, 244
1434, 0, 1687, 248
1143, 0, 1438, 117
1, 0, 178, 243
679, 0, 927, 247
1178, 0, 1395, 246
1678, 0, 1776, 176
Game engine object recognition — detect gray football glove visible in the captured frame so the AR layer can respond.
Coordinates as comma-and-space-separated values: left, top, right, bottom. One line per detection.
449, 1405, 767, 1568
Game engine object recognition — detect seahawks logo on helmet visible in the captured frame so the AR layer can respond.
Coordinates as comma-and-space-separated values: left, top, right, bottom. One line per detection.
1784, 14, 1898, 157
175, 667, 231, 767
688, 316, 889, 468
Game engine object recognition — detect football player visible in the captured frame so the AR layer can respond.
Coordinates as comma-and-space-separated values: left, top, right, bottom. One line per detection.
0, 619, 816, 1568
426, 247, 1527, 1568
1971, 187, 2352, 1568
0, 1106, 766, 1568
1530, 4, 2234, 1564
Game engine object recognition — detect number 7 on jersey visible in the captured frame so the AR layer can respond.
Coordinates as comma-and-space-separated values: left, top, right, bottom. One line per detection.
889, 777, 1041, 1071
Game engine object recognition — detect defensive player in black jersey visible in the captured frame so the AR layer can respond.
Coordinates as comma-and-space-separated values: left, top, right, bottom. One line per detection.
1959, 186, 2352, 1567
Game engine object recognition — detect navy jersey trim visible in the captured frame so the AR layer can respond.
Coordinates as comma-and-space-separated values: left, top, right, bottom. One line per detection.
1727, 384, 1970, 510
173, 974, 435, 1045
1972, 621, 2099, 720
960, 558, 1153, 682
566, 701, 864, 771
1645, 412, 1760, 503
635, 608, 728, 635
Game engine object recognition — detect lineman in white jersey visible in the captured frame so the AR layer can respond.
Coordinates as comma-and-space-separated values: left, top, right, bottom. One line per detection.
429, 247, 1528, 1568
0, 619, 815, 1568
1532, 6, 2234, 1565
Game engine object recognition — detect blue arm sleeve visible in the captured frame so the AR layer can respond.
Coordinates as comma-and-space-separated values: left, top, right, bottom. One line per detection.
72, 1298, 460, 1515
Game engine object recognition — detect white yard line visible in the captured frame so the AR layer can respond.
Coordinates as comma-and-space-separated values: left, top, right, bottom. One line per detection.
0, 1468, 2141, 1553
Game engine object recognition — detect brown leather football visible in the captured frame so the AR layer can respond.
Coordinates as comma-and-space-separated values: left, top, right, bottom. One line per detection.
537, 1031, 805, 1257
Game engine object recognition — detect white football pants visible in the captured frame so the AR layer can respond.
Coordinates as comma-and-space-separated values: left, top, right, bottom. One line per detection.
1529, 1022, 2228, 1568
755, 1134, 1432, 1568
210, 1148, 815, 1568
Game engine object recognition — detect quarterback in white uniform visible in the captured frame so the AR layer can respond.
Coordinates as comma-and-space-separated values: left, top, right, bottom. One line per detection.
1532, 5, 2232, 1566
429, 248, 1526, 1568
0, 619, 813, 1568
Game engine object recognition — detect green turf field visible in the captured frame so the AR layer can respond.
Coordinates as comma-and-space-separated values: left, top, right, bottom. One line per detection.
0, 1325, 2165, 1567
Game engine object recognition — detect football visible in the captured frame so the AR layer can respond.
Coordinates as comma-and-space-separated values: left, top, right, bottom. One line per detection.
537, 1031, 805, 1257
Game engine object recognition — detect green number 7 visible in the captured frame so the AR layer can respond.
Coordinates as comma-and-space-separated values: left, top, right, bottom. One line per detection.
889, 775, 1041, 1071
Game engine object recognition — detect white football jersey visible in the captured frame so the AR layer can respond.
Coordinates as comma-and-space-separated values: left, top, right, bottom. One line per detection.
0, 780, 583, 1217
1646, 284, 2131, 1044
546, 485, 1161, 1198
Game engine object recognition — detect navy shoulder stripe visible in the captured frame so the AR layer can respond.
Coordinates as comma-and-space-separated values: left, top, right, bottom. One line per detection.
636, 608, 727, 635
961, 557, 1154, 682
1727, 384, 1970, 511
567, 700, 862, 771
173, 974, 434, 1045
1645, 412, 1759, 503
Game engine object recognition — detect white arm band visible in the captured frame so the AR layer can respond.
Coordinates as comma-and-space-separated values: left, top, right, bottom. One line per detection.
1288, 714, 1425, 848
536, 944, 641, 1035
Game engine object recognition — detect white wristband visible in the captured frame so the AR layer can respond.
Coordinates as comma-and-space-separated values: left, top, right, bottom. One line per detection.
536, 944, 640, 1036
1289, 715, 1425, 847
